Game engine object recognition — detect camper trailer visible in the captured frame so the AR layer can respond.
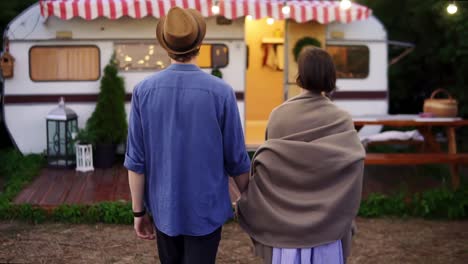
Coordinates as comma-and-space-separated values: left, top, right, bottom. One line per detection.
1, 0, 384, 154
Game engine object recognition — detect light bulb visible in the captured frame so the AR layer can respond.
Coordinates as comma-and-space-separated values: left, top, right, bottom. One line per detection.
282, 5, 290, 15
266, 17, 274, 25
211, 5, 220, 15
246, 15, 253, 21
340, 0, 352, 10
447, 3, 458, 15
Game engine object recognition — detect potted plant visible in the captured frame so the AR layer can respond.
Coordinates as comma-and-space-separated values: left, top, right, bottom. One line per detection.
86, 55, 127, 168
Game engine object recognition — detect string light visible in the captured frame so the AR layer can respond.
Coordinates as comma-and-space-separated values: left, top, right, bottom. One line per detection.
447, 2, 458, 15
282, 5, 290, 15
212, 0, 220, 15
340, 0, 352, 10
266, 17, 275, 25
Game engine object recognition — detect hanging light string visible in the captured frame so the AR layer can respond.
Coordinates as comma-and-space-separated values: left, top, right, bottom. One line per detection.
212, 0, 220, 15
340, 0, 352, 10
447, 1, 458, 15
282, 1, 291, 16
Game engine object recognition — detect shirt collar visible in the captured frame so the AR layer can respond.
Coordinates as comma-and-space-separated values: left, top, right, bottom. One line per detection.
167, 63, 200, 71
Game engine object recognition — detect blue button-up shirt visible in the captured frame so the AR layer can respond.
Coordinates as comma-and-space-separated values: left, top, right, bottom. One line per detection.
124, 64, 251, 236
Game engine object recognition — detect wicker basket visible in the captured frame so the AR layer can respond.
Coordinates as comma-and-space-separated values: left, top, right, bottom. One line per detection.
423, 89, 458, 117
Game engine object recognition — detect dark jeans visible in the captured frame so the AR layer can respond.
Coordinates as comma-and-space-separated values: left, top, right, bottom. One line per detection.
156, 226, 222, 264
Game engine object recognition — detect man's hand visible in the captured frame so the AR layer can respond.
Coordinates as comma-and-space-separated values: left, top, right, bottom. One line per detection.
134, 214, 155, 240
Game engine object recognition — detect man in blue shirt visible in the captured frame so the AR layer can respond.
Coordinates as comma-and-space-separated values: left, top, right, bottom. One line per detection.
124, 7, 251, 264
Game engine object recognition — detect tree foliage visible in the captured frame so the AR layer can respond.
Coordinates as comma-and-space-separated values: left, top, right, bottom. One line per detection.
359, 0, 468, 149
0, 0, 37, 48
358, 0, 468, 116
85, 55, 127, 145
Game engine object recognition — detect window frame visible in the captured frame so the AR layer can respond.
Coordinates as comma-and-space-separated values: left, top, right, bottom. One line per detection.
29, 45, 101, 82
114, 41, 171, 72
199, 43, 230, 69
326, 44, 370, 80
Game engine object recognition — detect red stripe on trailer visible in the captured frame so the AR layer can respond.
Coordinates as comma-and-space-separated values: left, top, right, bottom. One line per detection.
97, 0, 104, 17
182, 0, 189, 9
40, 0, 45, 17
231, 0, 237, 20
254, 0, 260, 20
356, 6, 362, 20
146, 0, 153, 16
334, 5, 340, 22
290, 2, 297, 22
243, 0, 248, 18
47, 2, 54, 18
346, 8, 352, 23
121, 0, 129, 17
195, 0, 202, 15
322, 5, 329, 24
134, 0, 141, 18
266, 1, 272, 18
59, 1, 67, 19
109, 0, 117, 19
277, 2, 284, 20
158, 0, 165, 17
312, 5, 318, 21
207, 0, 213, 16
300, 3, 306, 23
219, 0, 226, 18
365, 7, 371, 19
72, 0, 79, 17
84, 0, 92, 20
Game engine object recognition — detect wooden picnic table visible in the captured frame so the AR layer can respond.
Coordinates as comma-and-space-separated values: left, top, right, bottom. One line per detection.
354, 115, 468, 189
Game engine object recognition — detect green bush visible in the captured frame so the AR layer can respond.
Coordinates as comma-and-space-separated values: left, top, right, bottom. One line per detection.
359, 193, 407, 217
86, 54, 127, 145
359, 186, 468, 220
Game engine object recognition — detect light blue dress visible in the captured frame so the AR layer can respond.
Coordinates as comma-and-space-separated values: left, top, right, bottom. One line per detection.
272, 240, 343, 264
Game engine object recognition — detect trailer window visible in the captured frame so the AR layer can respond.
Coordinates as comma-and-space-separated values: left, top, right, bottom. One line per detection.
197, 44, 229, 68
326, 45, 369, 79
115, 43, 229, 71
30, 46, 100, 81
115, 43, 170, 71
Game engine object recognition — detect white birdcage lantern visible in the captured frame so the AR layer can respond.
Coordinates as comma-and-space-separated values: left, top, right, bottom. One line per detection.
75, 143, 94, 172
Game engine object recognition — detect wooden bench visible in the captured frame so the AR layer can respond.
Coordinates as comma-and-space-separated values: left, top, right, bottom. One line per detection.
365, 153, 468, 189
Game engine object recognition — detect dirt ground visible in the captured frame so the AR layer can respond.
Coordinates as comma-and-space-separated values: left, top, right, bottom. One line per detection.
1, 218, 467, 264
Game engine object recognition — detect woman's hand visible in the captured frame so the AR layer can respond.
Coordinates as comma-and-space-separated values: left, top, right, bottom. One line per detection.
134, 214, 155, 240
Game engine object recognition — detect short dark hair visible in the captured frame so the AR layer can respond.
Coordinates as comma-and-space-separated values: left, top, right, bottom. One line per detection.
296, 47, 336, 94
168, 48, 200, 63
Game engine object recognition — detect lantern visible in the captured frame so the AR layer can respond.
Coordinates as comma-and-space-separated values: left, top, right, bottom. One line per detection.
46, 97, 78, 168
0, 51, 15, 78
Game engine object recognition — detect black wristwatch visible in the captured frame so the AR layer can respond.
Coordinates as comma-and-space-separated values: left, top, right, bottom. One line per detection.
133, 209, 146, 217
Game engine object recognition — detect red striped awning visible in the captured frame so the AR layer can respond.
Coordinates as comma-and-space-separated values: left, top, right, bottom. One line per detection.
39, 0, 371, 24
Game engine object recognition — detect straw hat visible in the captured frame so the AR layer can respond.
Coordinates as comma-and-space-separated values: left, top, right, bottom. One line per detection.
156, 7, 206, 55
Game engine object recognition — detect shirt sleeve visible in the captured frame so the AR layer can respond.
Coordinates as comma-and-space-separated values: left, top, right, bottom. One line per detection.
222, 89, 251, 176
124, 87, 146, 174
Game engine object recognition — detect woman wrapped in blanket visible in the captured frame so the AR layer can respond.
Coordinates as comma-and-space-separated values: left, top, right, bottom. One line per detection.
238, 47, 365, 264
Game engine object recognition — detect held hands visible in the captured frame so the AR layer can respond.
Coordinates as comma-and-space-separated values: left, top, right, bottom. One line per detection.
134, 214, 156, 240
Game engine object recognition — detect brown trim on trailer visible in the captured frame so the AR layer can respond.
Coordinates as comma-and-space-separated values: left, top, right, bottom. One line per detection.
331, 91, 387, 100
3, 91, 382, 104
4, 92, 245, 104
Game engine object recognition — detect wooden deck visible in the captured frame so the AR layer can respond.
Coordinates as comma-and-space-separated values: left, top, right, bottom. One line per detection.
13, 166, 241, 208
